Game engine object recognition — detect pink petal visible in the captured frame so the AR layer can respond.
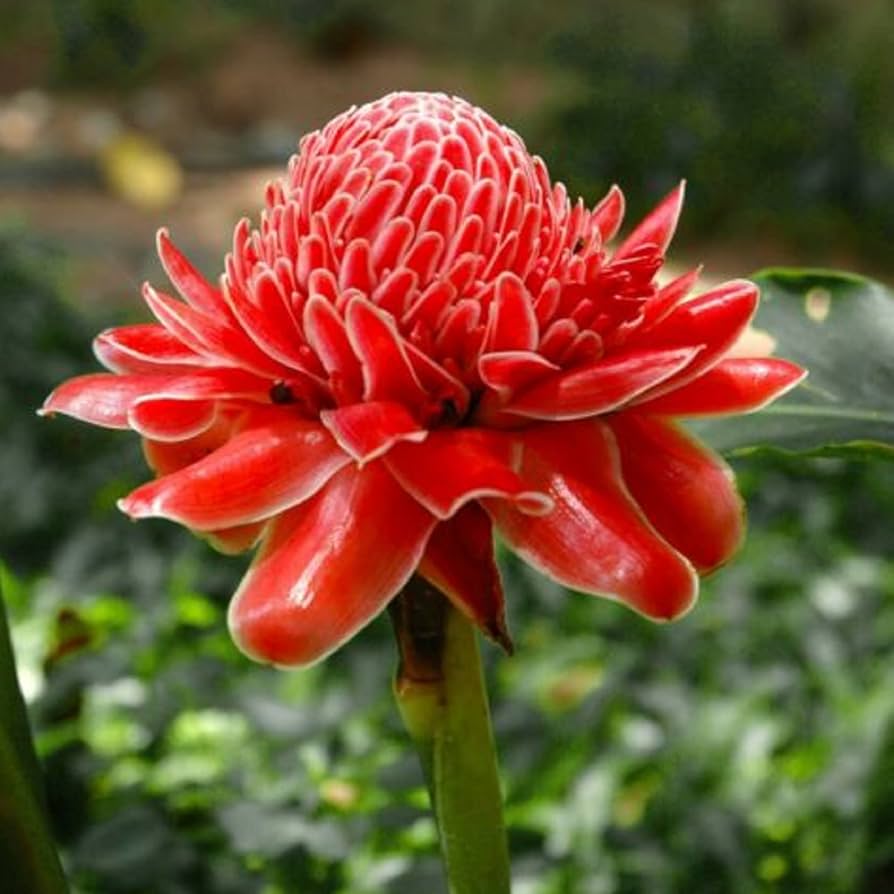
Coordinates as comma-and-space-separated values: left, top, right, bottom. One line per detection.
384, 428, 553, 519
485, 420, 698, 620
418, 503, 511, 651
614, 181, 685, 261
633, 358, 806, 416
608, 414, 744, 572
320, 401, 427, 463
227, 462, 437, 667
120, 417, 349, 530
128, 398, 217, 441
344, 296, 429, 407
503, 347, 700, 421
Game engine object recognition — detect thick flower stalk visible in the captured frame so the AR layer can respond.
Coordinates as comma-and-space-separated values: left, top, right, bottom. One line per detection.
42, 92, 805, 666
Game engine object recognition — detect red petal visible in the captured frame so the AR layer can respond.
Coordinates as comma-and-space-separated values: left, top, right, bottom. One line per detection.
128, 398, 217, 441
419, 503, 511, 651
608, 414, 744, 572
320, 401, 427, 463
302, 295, 364, 404
485, 420, 698, 620
627, 279, 759, 396
402, 279, 456, 329
591, 185, 625, 243
41, 374, 151, 428
41, 370, 271, 428
478, 351, 559, 400
141, 407, 252, 475
634, 357, 807, 416
222, 271, 313, 374
203, 521, 267, 555
483, 273, 539, 353
384, 428, 553, 519
94, 324, 207, 374
614, 181, 685, 261
404, 341, 471, 419
504, 347, 699, 420
347, 179, 406, 242
143, 283, 291, 379
157, 229, 231, 318
345, 296, 428, 407
120, 417, 349, 530
640, 266, 701, 329
227, 462, 437, 667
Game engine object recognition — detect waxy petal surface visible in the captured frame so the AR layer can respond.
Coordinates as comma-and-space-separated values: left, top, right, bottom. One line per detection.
486, 420, 698, 619
345, 297, 429, 407
121, 418, 350, 529
613, 182, 684, 260
203, 521, 267, 556
41, 370, 271, 428
143, 284, 292, 379
419, 503, 510, 651
628, 280, 759, 395
634, 357, 806, 416
384, 428, 553, 519
228, 462, 437, 666
320, 400, 427, 463
504, 347, 699, 420
128, 398, 217, 441
608, 413, 743, 572
94, 324, 208, 374
478, 350, 558, 399
157, 229, 231, 318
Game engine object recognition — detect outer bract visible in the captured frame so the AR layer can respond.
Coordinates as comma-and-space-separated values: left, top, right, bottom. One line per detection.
43, 92, 805, 666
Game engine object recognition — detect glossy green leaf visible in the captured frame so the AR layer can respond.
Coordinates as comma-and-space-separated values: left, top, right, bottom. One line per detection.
693, 269, 894, 458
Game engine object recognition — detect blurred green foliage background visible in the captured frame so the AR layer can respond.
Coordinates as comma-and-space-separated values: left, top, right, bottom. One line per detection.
2, 2, 894, 892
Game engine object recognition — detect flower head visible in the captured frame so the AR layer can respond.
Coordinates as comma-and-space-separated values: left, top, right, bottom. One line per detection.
43, 92, 805, 666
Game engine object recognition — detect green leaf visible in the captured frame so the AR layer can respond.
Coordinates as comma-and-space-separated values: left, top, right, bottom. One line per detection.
0, 585, 70, 893
693, 268, 894, 459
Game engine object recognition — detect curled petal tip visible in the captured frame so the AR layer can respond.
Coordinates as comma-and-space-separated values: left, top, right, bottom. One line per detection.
117, 493, 148, 519
516, 491, 554, 516
115, 496, 147, 521
488, 619, 515, 656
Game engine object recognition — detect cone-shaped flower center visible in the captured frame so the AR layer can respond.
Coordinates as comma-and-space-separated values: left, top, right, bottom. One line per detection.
222, 92, 669, 428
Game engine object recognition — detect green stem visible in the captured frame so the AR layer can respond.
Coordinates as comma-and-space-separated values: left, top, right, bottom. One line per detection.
0, 590, 69, 894
390, 577, 511, 894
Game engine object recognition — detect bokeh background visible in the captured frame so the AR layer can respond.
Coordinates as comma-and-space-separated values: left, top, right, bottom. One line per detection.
2, 2, 894, 892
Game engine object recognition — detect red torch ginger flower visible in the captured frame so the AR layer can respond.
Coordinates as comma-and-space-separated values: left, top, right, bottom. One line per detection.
42, 92, 805, 666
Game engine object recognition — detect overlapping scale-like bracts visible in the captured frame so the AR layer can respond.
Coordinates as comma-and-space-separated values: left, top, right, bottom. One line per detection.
43, 92, 806, 667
